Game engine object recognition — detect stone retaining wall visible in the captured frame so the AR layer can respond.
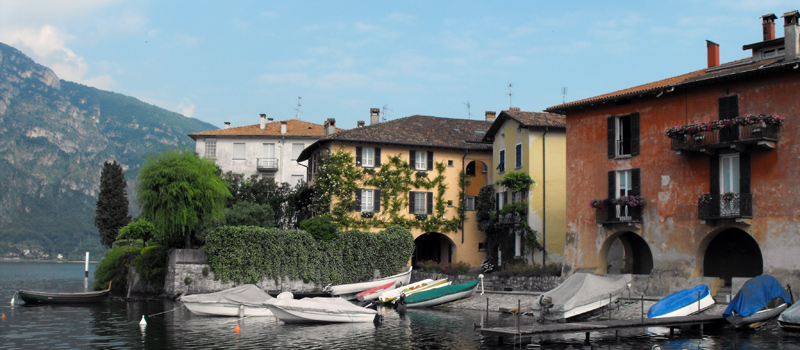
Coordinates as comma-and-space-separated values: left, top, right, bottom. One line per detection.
411, 271, 563, 292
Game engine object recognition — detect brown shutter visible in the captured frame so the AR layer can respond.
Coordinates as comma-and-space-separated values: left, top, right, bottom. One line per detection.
410, 150, 416, 169
630, 113, 640, 156
409, 191, 416, 214
427, 151, 434, 170
374, 190, 381, 212
426, 192, 434, 215
631, 168, 641, 196
710, 157, 720, 197
608, 117, 616, 158
375, 148, 381, 167
608, 171, 616, 199
740, 153, 750, 194
355, 146, 362, 166
355, 189, 362, 212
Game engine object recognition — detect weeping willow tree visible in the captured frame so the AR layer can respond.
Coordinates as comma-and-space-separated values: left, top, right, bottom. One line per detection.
137, 149, 231, 248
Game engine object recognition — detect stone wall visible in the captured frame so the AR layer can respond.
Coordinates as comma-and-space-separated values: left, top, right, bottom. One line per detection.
411, 271, 562, 293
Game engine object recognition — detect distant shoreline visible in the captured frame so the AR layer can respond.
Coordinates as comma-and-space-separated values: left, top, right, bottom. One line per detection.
0, 258, 99, 264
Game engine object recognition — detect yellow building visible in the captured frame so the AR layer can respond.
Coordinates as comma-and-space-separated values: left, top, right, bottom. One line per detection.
298, 109, 493, 267
482, 108, 566, 266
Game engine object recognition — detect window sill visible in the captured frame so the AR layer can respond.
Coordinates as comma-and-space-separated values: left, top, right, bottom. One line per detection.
514, 166, 523, 170
613, 154, 633, 159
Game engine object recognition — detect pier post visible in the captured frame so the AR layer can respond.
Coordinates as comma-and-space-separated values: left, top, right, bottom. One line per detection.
517, 300, 521, 333
584, 332, 590, 343
641, 294, 644, 323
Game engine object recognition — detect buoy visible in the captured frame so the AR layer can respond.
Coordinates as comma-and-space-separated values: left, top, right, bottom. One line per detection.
1, 313, 5, 320
235, 322, 240, 335
139, 315, 147, 326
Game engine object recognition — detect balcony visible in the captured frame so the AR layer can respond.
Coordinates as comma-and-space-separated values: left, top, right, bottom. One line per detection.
698, 193, 753, 221
596, 205, 643, 225
669, 124, 780, 154
257, 158, 279, 171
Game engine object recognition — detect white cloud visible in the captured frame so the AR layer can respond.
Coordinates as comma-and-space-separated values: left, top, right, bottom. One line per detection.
177, 99, 196, 118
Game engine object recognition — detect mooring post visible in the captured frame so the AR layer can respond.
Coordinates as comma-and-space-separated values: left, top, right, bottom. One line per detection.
84, 252, 90, 292
698, 290, 701, 313
517, 300, 521, 333
608, 294, 612, 320
486, 297, 489, 320
641, 293, 644, 323
584, 332, 590, 343
669, 327, 674, 338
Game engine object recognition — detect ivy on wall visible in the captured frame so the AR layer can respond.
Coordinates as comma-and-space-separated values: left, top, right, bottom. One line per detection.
204, 225, 414, 285
311, 150, 466, 233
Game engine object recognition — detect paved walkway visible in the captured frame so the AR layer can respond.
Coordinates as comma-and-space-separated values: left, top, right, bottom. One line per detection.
437, 290, 542, 312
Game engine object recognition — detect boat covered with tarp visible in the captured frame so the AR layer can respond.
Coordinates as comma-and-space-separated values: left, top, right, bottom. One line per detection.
265, 292, 379, 323
648, 284, 716, 318
402, 276, 482, 308
778, 300, 800, 331
180, 284, 274, 317
530, 273, 632, 321
723, 275, 791, 327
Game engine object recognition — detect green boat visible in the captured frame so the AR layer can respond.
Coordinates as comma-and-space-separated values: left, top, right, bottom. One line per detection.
403, 275, 483, 308
16, 283, 111, 304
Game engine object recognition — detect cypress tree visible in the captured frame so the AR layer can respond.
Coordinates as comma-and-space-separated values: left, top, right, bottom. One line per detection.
95, 160, 130, 248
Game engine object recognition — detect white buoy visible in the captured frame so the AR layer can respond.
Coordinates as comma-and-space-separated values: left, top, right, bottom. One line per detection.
84, 252, 90, 278
139, 315, 147, 326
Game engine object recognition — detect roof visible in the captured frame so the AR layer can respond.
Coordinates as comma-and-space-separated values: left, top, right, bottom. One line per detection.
482, 109, 565, 142
545, 54, 800, 114
188, 119, 341, 139
298, 115, 493, 161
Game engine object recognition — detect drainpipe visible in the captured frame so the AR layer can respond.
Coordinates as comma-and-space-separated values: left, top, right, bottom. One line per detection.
542, 126, 548, 267
461, 150, 469, 244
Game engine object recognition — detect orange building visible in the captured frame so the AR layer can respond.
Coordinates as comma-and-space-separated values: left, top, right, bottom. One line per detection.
546, 12, 800, 293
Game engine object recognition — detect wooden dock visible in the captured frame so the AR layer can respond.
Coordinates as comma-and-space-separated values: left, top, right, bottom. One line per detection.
479, 314, 726, 345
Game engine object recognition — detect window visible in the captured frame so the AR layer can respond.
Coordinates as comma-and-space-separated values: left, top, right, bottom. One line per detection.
466, 197, 475, 211
711, 153, 750, 217
718, 95, 739, 120
262, 143, 276, 168
204, 138, 216, 159
495, 191, 508, 211
291, 175, 304, 186
498, 149, 506, 172
482, 163, 488, 173
233, 143, 245, 160
719, 155, 740, 214
409, 191, 433, 215
515, 143, 523, 168
607, 113, 639, 158
291, 143, 304, 161
448, 160, 454, 167
410, 150, 433, 171
478, 242, 485, 252
356, 147, 381, 167
262, 173, 274, 180
357, 189, 380, 212
466, 161, 476, 176
608, 168, 640, 219
447, 200, 453, 207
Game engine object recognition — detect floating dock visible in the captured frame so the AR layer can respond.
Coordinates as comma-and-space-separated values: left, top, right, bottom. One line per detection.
479, 314, 726, 345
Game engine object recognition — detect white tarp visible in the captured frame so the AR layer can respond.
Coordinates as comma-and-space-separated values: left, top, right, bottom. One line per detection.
531, 273, 632, 314
180, 284, 273, 306
267, 296, 377, 315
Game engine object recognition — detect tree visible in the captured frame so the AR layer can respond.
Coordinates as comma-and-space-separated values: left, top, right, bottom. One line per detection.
222, 172, 303, 229
117, 218, 158, 246
137, 149, 231, 248
224, 201, 275, 228
95, 160, 130, 248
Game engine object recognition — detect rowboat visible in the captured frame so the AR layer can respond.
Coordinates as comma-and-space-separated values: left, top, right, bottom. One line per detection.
778, 300, 800, 331
530, 273, 632, 321
402, 275, 483, 308
723, 275, 791, 328
356, 281, 399, 301
648, 284, 716, 318
15, 287, 111, 304
180, 284, 274, 317
266, 292, 379, 323
379, 278, 449, 304
326, 266, 412, 299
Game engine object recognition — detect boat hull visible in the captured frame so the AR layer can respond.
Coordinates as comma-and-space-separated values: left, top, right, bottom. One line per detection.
651, 293, 715, 318
266, 304, 377, 323
327, 267, 412, 298
779, 302, 800, 331
725, 303, 788, 328
529, 295, 617, 320
17, 289, 110, 304
183, 302, 273, 317
405, 286, 477, 308
648, 285, 716, 318
380, 279, 447, 303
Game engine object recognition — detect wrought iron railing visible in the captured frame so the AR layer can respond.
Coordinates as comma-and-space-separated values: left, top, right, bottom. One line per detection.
669, 125, 780, 152
698, 193, 753, 220
596, 205, 643, 224
257, 158, 279, 171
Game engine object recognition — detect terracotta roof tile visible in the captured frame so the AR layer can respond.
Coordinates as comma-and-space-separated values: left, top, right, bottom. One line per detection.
503, 109, 566, 128
188, 119, 342, 139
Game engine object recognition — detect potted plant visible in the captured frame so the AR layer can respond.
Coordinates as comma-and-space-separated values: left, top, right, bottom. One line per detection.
589, 198, 612, 211
360, 211, 374, 218
722, 191, 739, 202
613, 195, 645, 207
697, 193, 712, 205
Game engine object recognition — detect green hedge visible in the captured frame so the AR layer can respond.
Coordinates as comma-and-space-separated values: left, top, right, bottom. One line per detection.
204, 225, 414, 285
94, 245, 142, 293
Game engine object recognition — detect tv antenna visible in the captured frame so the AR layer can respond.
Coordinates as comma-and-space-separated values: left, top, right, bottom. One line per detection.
507, 83, 513, 108
295, 96, 302, 119
464, 101, 472, 119
382, 105, 392, 121
561, 87, 568, 103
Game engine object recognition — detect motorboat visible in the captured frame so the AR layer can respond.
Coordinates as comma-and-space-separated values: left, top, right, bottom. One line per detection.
778, 299, 800, 331
723, 275, 791, 328
266, 292, 379, 323
648, 284, 716, 318
401, 275, 483, 308
379, 278, 448, 304
180, 284, 274, 317
326, 266, 412, 299
356, 281, 400, 302
530, 273, 633, 321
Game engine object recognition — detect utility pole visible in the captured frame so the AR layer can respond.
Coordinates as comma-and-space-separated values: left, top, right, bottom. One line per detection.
508, 83, 513, 108
295, 96, 302, 119
464, 101, 471, 119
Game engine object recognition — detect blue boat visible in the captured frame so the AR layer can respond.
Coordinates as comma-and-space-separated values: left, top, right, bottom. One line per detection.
648, 284, 715, 318
723, 275, 792, 328
778, 300, 800, 331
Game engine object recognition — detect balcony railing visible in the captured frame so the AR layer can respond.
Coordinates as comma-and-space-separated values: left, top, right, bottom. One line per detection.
257, 158, 279, 171
698, 193, 753, 220
669, 124, 780, 153
596, 205, 643, 225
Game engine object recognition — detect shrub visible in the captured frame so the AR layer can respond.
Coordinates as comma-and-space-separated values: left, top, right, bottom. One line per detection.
134, 246, 169, 293
117, 218, 158, 245
417, 260, 444, 273
299, 214, 339, 241
94, 246, 142, 293
443, 261, 471, 275
493, 262, 562, 278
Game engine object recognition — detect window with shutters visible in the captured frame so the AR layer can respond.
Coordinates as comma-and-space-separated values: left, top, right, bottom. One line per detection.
719, 95, 739, 120
204, 138, 216, 159
498, 149, 506, 172
233, 143, 245, 160
607, 112, 640, 158
709, 152, 750, 218
465, 197, 475, 211
515, 143, 523, 168
415, 151, 427, 170
356, 188, 381, 213
356, 147, 381, 168
607, 168, 641, 222
409, 191, 433, 215
410, 150, 433, 171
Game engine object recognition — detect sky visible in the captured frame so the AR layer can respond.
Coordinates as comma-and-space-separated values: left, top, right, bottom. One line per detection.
1, 1, 796, 130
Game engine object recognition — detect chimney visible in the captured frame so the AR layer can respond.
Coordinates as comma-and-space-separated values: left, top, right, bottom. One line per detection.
260, 114, 267, 130
485, 111, 496, 122
357, 120, 365, 128
783, 11, 800, 60
509, 107, 521, 111
224, 122, 231, 129
280, 121, 287, 135
762, 13, 778, 41
370, 108, 380, 125
324, 118, 336, 136
706, 40, 719, 68
268, 117, 274, 122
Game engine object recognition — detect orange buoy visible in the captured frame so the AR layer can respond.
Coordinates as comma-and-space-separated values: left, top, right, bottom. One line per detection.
1, 313, 5, 320
235, 322, 240, 335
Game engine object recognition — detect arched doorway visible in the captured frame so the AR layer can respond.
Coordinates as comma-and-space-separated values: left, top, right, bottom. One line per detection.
412, 232, 454, 267
702, 228, 762, 286
601, 231, 653, 275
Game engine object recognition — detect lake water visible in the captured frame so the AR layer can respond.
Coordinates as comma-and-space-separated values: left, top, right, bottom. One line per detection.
2, 261, 800, 349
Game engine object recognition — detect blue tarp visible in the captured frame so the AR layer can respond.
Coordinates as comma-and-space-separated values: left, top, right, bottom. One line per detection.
723, 275, 791, 318
648, 284, 710, 318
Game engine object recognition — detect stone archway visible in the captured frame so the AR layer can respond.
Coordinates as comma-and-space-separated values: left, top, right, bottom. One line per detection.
412, 232, 455, 267
698, 228, 762, 286
598, 231, 653, 275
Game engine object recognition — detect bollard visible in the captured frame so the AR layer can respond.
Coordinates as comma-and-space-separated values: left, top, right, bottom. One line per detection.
608, 294, 612, 320
517, 300, 521, 333
641, 293, 644, 322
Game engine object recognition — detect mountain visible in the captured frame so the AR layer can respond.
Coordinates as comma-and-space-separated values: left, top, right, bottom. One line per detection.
0, 42, 217, 260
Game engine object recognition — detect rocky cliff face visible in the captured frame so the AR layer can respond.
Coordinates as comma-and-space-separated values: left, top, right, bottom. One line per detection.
0, 42, 216, 259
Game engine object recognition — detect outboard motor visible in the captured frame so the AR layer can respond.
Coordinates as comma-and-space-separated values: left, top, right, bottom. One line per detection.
537, 294, 553, 323
395, 293, 407, 316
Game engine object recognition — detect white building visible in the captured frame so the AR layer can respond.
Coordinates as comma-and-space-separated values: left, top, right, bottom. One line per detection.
189, 114, 340, 185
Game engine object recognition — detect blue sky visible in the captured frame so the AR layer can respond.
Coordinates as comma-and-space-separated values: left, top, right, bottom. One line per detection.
1, 1, 796, 129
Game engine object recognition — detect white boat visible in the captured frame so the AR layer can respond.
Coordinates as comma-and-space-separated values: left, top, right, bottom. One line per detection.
403, 276, 483, 308
326, 266, 413, 298
379, 278, 450, 303
530, 273, 633, 321
647, 284, 715, 318
266, 292, 379, 323
180, 284, 274, 317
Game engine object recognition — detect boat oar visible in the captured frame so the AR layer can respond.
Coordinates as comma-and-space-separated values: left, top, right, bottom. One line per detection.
479, 274, 485, 295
